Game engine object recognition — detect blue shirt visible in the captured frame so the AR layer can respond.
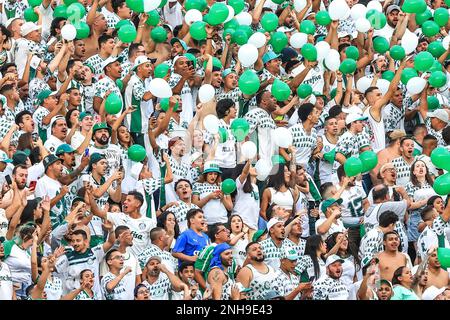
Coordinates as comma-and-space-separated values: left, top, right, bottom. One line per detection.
173, 229, 210, 266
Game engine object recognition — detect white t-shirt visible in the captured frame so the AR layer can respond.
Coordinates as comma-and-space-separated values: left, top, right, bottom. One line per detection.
44, 135, 65, 154
0, 261, 13, 300
315, 218, 346, 241
35, 174, 67, 228
363, 107, 385, 154
232, 177, 259, 230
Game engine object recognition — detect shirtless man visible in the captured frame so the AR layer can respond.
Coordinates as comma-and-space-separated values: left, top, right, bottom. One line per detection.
426, 248, 450, 289
85, 0, 108, 58
371, 130, 405, 184
377, 231, 411, 281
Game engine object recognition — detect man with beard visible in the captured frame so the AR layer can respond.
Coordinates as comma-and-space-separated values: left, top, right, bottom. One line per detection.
93, 56, 123, 114
101, 248, 133, 300
260, 218, 289, 270
244, 90, 277, 164
235, 241, 278, 300
377, 231, 412, 282
141, 256, 188, 300
33, 90, 68, 142
44, 116, 68, 154
124, 56, 154, 147
89, 122, 122, 179
374, 5, 400, 40
317, 116, 340, 185
425, 248, 450, 289
418, 93, 450, 146
57, 59, 89, 112
207, 243, 235, 300
313, 255, 349, 300
391, 137, 416, 185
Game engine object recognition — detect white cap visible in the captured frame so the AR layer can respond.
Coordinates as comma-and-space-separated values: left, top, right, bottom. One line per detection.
422, 286, 446, 300
132, 56, 150, 71
338, 31, 352, 39
21, 22, 41, 37
266, 217, 283, 231
5, 17, 20, 28
427, 109, 449, 124
277, 26, 294, 33
130, 162, 144, 180
345, 112, 368, 125
101, 56, 119, 70
325, 254, 345, 267
190, 151, 202, 164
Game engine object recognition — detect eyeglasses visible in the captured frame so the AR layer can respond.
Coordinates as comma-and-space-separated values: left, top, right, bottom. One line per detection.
110, 255, 124, 261
216, 228, 229, 234
384, 168, 396, 172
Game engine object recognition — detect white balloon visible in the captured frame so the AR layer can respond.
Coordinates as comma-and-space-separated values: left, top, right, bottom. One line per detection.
406, 77, 427, 95
316, 41, 331, 62
289, 32, 308, 49
350, 4, 367, 20
61, 24, 76, 41
376, 79, 390, 95
184, 9, 202, 26
324, 49, 340, 71
443, 36, 450, 51
149, 78, 172, 98
203, 114, 220, 134
255, 159, 272, 177
272, 127, 293, 148
241, 141, 257, 159
366, 0, 382, 12
401, 30, 418, 54
238, 43, 259, 67
144, 0, 161, 12
224, 5, 235, 23
356, 76, 372, 93
198, 84, 215, 103
293, 0, 307, 12
235, 11, 252, 25
248, 32, 266, 48
355, 18, 371, 32
328, 0, 350, 21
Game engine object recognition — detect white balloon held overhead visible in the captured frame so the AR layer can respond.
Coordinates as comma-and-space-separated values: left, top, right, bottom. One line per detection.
272, 127, 293, 148
324, 49, 340, 71
350, 4, 367, 20
289, 32, 308, 49
248, 32, 266, 48
401, 30, 418, 54
366, 0, 382, 12
203, 114, 220, 134
144, 0, 161, 12
238, 43, 259, 67
316, 41, 331, 61
255, 159, 272, 177
406, 77, 427, 95
328, 0, 350, 21
149, 78, 172, 98
241, 141, 257, 159
198, 84, 215, 103
356, 76, 372, 93
234, 11, 252, 25
184, 9, 202, 26
376, 79, 390, 95
61, 24, 76, 41
355, 18, 371, 32
224, 5, 235, 23
293, 0, 307, 12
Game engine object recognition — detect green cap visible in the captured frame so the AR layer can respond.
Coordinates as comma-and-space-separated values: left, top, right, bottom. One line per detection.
88, 153, 105, 171
12, 149, 31, 165
252, 229, 267, 242
37, 90, 57, 104
79, 111, 93, 121
55, 143, 75, 155
321, 198, 343, 213
92, 122, 112, 135
222, 68, 236, 78
43, 154, 61, 172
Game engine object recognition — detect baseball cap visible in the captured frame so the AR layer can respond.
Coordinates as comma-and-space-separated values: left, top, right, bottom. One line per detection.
55, 144, 75, 156
202, 160, 222, 174
170, 37, 188, 51
337, 31, 352, 39
345, 112, 368, 125
422, 285, 446, 300
79, 111, 92, 121
168, 136, 183, 149
132, 56, 150, 71
88, 153, 105, 170
386, 4, 401, 14
13, 149, 31, 165
321, 198, 343, 213
325, 254, 345, 267
162, 24, 174, 33
148, 255, 162, 263
377, 279, 393, 290
190, 151, 202, 164
0, 150, 12, 163
388, 129, 406, 141
280, 47, 298, 64
21, 22, 41, 37
222, 68, 236, 78
101, 56, 120, 70
5, 17, 20, 28
280, 247, 299, 261
361, 255, 379, 268
43, 154, 61, 172
427, 109, 449, 124
266, 217, 283, 231
92, 122, 112, 135
262, 51, 281, 64
37, 90, 58, 104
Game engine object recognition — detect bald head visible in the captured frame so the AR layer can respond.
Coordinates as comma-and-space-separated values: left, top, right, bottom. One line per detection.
372, 184, 389, 203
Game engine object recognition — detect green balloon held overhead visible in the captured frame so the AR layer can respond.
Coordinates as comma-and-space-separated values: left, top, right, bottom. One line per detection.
359, 151, 378, 172
151, 26, 167, 43
218, 127, 228, 143
373, 36, 389, 54
146, 10, 160, 26
237, 25, 253, 38
202, 57, 222, 70
154, 63, 170, 78
190, 21, 207, 40
422, 20, 440, 37
415, 9, 432, 25
160, 97, 179, 112
232, 29, 248, 45
67, 2, 86, 21
382, 70, 395, 81
238, 70, 260, 95
365, 9, 377, 19
428, 41, 446, 58
228, 0, 245, 14
208, 2, 229, 26
230, 118, 250, 142
315, 10, 331, 26
224, 19, 239, 30
345, 46, 359, 60
344, 156, 363, 177
270, 32, 288, 53
402, 0, 427, 14
105, 93, 123, 114
301, 43, 317, 61
390, 45, 406, 60
24, 8, 38, 22
437, 248, 450, 268
221, 178, 237, 194
185, 0, 207, 11
126, 0, 144, 12
28, 0, 42, 7
367, 11, 386, 30
429, 60, 443, 72
339, 59, 357, 74
53, 5, 68, 18
297, 84, 312, 98
429, 71, 447, 88
434, 7, 449, 27
271, 79, 291, 101
401, 68, 418, 85
115, 19, 133, 29
118, 24, 137, 43
75, 22, 90, 39
300, 20, 316, 35
128, 144, 146, 162
427, 96, 440, 110
431, 147, 450, 169
223, 28, 235, 38
433, 173, 450, 195
414, 51, 434, 72
63, 0, 78, 5
261, 12, 279, 32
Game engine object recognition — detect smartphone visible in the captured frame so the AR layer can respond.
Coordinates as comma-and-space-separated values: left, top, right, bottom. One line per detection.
32, 132, 39, 142
29, 181, 37, 190
84, 148, 89, 157
5, 175, 12, 186
30, 56, 42, 70
187, 60, 194, 69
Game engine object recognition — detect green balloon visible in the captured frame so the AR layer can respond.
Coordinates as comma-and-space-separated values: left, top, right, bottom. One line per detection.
414, 51, 434, 72
365, 9, 378, 19
297, 84, 312, 98
63, 0, 78, 5
185, 0, 207, 11
344, 156, 363, 177
115, 19, 133, 29
373, 36, 389, 54
427, 96, 440, 110
382, 70, 395, 81
228, 0, 245, 14
301, 43, 317, 61
126, 0, 144, 12
151, 26, 167, 43
154, 63, 170, 78
367, 11, 386, 30
422, 20, 440, 37
67, 3, 86, 21
146, 10, 160, 26
218, 127, 228, 143
434, 7, 449, 27
272, 154, 286, 165
270, 32, 288, 53
429, 60, 443, 72
300, 20, 316, 35
416, 9, 432, 25
271, 79, 291, 101
185, 53, 198, 68
389, 45, 406, 61
261, 13, 279, 32
345, 46, 359, 60
115, 79, 123, 91
437, 247, 450, 268
429, 71, 447, 88
359, 150, 378, 172
202, 57, 222, 70
190, 21, 207, 40
118, 24, 137, 43
128, 144, 146, 162
238, 70, 260, 95
315, 10, 331, 26
428, 41, 446, 58
75, 22, 90, 39
323, 149, 336, 163
159, 0, 168, 8
230, 118, 250, 142
208, 2, 229, 26
221, 178, 237, 194
433, 173, 450, 195
402, 0, 427, 14
339, 59, 357, 75
224, 19, 239, 30
223, 28, 235, 38
272, 0, 286, 4
431, 147, 450, 169
105, 93, 123, 114
24, 8, 38, 22
160, 98, 179, 112
28, 0, 42, 7
53, 5, 68, 18
237, 25, 253, 38
231, 29, 248, 45
401, 68, 418, 85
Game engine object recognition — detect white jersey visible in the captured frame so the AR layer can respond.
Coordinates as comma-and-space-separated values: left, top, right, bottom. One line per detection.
44, 275, 63, 300
232, 177, 260, 230
142, 273, 172, 300
246, 264, 278, 300
363, 107, 386, 153
417, 225, 450, 260
273, 270, 301, 300
101, 271, 131, 300
340, 186, 367, 227
0, 262, 13, 300
318, 135, 339, 185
